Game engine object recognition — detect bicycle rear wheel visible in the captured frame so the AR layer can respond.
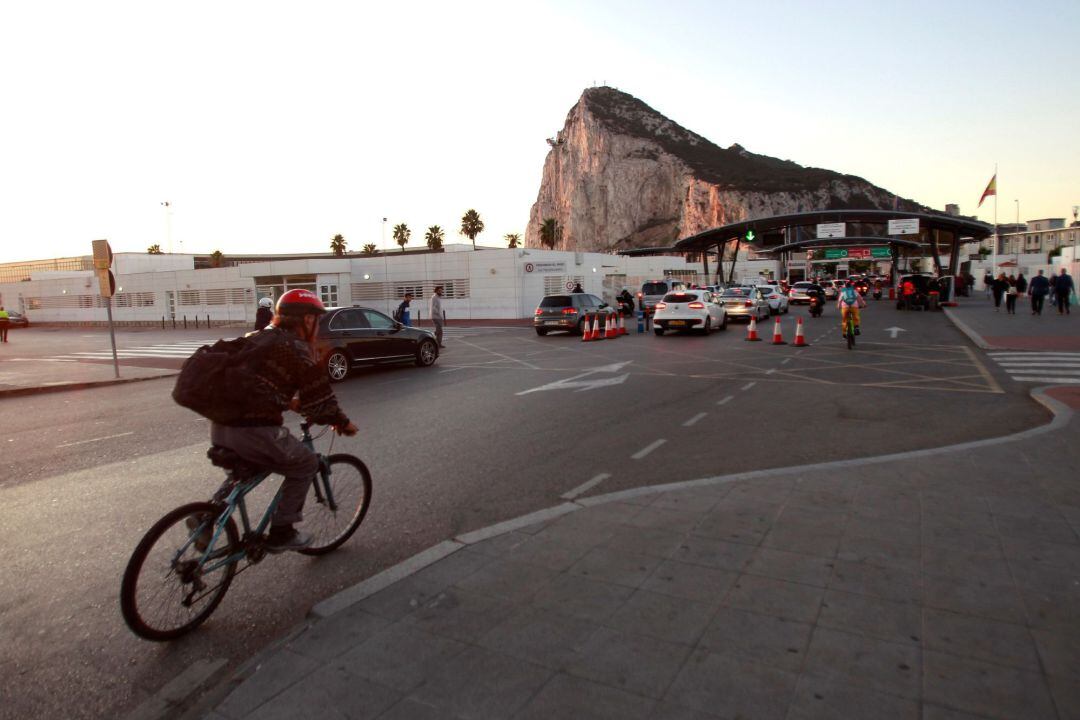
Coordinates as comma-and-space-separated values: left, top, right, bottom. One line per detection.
300, 454, 372, 555
846, 323, 855, 349
120, 502, 239, 641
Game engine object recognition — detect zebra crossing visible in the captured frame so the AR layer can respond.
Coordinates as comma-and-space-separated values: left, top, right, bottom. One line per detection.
988, 351, 1080, 384
52, 340, 215, 362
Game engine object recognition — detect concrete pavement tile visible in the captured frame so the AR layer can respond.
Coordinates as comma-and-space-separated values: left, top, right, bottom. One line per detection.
563, 626, 692, 699
744, 547, 836, 587
452, 557, 560, 602
215, 649, 321, 719
512, 672, 656, 719
641, 558, 737, 605
697, 606, 813, 672
786, 488, 855, 513
648, 488, 725, 514
604, 589, 715, 645
601, 524, 686, 559
922, 525, 1004, 555
837, 534, 921, 573
994, 514, 1080, 545
922, 546, 1012, 586
802, 627, 920, 699
1047, 675, 1080, 720
775, 505, 850, 529
625, 506, 706, 534
569, 545, 664, 588
401, 587, 518, 643
786, 676, 919, 720
1000, 535, 1080, 573
692, 501, 781, 546
336, 623, 468, 693
1012, 564, 1080, 629
477, 606, 599, 669
285, 606, 391, 663
851, 497, 921, 522
922, 649, 1057, 719
1031, 627, 1080, 679
922, 576, 1028, 625
647, 700, 725, 719
792, 475, 859, 497
724, 478, 794, 503
499, 535, 599, 572
553, 501, 643, 527
828, 558, 922, 603
240, 663, 400, 720
529, 573, 635, 624
374, 698, 453, 720
665, 648, 798, 720
724, 574, 825, 624
920, 706, 994, 720
356, 551, 494, 621
466, 531, 533, 558
528, 518, 618, 547
922, 507, 997, 535
672, 534, 756, 572
983, 494, 1066, 520
844, 514, 922, 545
412, 548, 496, 590
922, 608, 1041, 671
760, 525, 843, 558
818, 589, 921, 645
408, 645, 553, 720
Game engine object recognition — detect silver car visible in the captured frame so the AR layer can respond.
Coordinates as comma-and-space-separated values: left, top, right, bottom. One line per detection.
718, 286, 770, 322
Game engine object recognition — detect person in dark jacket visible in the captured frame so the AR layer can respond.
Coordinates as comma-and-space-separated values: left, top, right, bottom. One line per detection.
1028, 270, 1050, 315
395, 293, 413, 326
210, 289, 357, 552
1055, 268, 1075, 315
255, 297, 274, 330
983, 272, 994, 299
991, 273, 1009, 311
571, 283, 584, 293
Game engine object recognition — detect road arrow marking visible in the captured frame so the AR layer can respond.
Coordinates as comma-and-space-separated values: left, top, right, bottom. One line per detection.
884, 326, 907, 339
516, 361, 633, 395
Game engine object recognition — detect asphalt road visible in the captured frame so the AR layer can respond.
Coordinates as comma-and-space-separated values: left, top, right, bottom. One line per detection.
0, 303, 1047, 719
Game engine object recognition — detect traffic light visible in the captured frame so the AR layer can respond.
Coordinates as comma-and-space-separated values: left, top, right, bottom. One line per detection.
745, 230, 756, 242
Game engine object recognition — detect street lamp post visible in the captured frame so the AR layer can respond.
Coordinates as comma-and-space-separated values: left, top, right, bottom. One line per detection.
1015, 199, 1020, 264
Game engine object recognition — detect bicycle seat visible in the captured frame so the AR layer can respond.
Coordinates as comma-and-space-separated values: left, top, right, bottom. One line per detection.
207, 446, 261, 476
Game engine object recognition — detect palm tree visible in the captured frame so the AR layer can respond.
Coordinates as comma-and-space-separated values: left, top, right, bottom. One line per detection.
504, 233, 520, 249
393, 223, 411, 253
209, 250, 225, 268
146, 244, 163, 254
460, 209, 484, 250
361, 243, 378, 256
539, 218, 561, 250
425, 225, 445, 251
330, 234, 347, 256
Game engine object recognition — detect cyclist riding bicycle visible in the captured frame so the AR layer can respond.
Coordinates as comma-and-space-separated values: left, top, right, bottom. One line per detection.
203, 288, 358, 552
837, 279, 865, 337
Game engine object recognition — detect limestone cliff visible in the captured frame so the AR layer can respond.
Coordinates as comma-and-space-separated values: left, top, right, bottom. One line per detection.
525, 87, 923, 251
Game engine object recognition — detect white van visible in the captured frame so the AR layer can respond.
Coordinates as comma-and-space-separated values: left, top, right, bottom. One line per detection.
639, 279, 688, 314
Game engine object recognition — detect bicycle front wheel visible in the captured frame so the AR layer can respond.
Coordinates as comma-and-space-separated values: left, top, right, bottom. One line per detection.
300, 454, 372, 556
846, 326, 855, 349
120, 502, 239, 641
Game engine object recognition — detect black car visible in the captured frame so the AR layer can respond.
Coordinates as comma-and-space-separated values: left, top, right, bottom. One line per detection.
5, 311, 28, 328
316, 306, 439, 382
533, 293, 615, 335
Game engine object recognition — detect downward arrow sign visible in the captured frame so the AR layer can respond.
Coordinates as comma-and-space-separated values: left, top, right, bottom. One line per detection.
884, 326, 907, 339
517, 361, 633, 395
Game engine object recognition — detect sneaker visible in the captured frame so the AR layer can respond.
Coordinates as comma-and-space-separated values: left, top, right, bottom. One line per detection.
266, 527, 313, 553
855, 327, 861, 335
185, 515, 213, 553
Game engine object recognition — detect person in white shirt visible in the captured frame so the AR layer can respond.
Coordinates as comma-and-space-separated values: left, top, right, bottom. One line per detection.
429, 285, 446, 347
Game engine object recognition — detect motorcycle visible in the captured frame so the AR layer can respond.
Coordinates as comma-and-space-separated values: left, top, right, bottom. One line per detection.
615, 297, 635, 316
809, 294, 824, 318
872, 286, 883, 301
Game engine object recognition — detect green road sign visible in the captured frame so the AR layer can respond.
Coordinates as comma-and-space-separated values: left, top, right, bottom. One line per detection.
824, 248, 848, 259
871, 247, 891, 258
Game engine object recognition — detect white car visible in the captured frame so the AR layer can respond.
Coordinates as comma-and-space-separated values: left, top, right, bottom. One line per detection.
819, 280, 839, 300
758, 285, 789, 315
653, 290, 727, 335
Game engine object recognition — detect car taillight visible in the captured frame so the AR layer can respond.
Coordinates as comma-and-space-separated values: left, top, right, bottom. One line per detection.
535, 308, 543, 315
562, 307, 578, 314
688, 302, 705, 309
744, 300, 753, 307
655, 302, 667, 310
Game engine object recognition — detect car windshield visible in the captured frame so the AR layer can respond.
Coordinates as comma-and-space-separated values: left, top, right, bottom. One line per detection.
663, 292, 697, 302
642, 282, 671, 295
793, 283, 812, 290
539, 296, 572, 308
721, 288, 751, 297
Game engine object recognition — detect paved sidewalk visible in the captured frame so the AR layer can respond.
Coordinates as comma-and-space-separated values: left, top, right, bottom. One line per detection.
945, 292, 1078, 351
0, 357, 176, 397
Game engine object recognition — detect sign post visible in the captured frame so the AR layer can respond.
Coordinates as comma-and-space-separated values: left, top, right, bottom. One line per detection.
92, 239, 121, 378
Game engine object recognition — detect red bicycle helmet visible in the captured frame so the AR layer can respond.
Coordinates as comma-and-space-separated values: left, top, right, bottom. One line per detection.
276, 289, 326, 316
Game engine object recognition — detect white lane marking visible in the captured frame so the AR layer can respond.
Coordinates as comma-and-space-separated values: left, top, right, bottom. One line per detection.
741, 382, 756, 391
683, 412, 707, 427
439, 366, 467, 374
517, 362, 633, 396
781, 358, 792, 365
561, 473, 612, 500
1011, 377, 1080, 384
717, 395, 733, 406
766, 369, 776, 375
56, 431, 134, 448
996, 363, 1080, 368
631, 439, 666, 460
989, 352, 1080, 358
1002, 369, 1080, 376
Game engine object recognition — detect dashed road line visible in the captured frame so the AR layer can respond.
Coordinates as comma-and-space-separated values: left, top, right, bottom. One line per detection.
56, 431, 134, 448
717, 395, 733, 406
561, 473, 612, 500
682, 412, 707, 427
631, 439, 666, 460
741, 382, 756, 391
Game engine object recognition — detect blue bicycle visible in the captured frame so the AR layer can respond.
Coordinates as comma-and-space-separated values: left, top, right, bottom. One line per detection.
120, 422, 371, 641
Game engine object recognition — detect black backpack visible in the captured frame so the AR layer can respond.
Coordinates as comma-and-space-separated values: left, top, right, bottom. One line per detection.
172, 333, 269, 424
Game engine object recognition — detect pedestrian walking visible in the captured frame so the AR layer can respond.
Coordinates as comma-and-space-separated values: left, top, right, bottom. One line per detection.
255, 297, 274, 330
1055, 268, 1075, 315
1005, 277, 1018, 314
394, 293, 413, 326
983, 271, 994, 299
0, 306, 9, 343
430, 285, 446, 347
991, 273, 1009, 311
1029, 270, 1050, 315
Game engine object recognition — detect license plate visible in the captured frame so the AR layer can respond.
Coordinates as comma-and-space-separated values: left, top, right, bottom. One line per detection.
668, 320, 686, 326
544, 321, 560, 325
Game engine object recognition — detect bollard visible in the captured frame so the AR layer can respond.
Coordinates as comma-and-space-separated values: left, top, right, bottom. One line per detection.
195, 316, 199, 329
183, 316, 187, 329
172, 317, 176, 329
161, 316, 165, 330
637, 310, 644, 333
207, 314, 211, 328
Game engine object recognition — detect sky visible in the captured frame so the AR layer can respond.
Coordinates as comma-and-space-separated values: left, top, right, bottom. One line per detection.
1, 0, 1077, 263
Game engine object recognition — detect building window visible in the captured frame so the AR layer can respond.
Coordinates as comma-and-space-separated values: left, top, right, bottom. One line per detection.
320, 284, 339, 306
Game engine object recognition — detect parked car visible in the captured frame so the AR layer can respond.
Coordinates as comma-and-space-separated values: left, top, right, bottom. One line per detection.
717, 286, 770, 322
757, 285, 789, 315
317, 306, 439, 382
653, 290, 727, 335
788, 281, 817, 305
533, 293, 614, 336
5, 311, 29, 328
638, 279, 688, 315
819, 280, 839, 300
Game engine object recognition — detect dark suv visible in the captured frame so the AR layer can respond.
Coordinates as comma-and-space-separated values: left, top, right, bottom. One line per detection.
534, 293, 613, 335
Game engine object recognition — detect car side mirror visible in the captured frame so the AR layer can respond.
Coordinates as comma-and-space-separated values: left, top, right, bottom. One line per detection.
599, 302, 609, 308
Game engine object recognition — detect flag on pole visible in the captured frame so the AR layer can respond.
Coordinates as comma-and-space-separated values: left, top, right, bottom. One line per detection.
978, 174, 996, 208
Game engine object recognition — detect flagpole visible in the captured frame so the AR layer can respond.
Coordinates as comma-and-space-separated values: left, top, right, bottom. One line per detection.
992, 164, 998, 275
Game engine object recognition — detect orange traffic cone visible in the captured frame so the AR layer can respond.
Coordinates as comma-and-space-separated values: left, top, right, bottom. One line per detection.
745, 316, 762, 341
793, 317, 809, 347
588, 314, 600, 341
618, 314, 627, 335
771, 318, 786, 345
581, 314, 593, 342
605, 313, 618, 339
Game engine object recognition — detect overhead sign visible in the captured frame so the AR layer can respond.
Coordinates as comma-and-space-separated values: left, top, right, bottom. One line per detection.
871, 247, 891, 258
817, 223, 846, 238
888, 218, 919, 235
526, 261, 567, 274
824, 247, 892, 260
824, 248, 850, 259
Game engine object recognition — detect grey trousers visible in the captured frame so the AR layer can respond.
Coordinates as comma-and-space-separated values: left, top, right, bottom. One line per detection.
433, 321, 444, 346
210, 424, 318, 527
